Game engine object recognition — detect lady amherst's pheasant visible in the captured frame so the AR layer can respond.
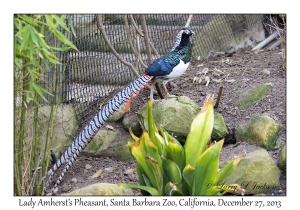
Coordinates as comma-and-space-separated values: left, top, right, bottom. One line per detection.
145, 27, 194, 98
43, 27, 194, 195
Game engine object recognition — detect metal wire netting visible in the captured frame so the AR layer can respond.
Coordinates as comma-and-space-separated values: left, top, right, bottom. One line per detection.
43, 14, 265, 124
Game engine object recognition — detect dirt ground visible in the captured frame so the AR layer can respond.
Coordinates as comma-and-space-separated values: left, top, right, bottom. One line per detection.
50, 46, 286, 196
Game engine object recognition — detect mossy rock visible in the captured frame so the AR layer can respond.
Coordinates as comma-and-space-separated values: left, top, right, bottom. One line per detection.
100, 141, 134, 161
279, 144, 286, 171
82, 130, 117, 156
224, 149, 280, 195
137, 96, 228, 142
19, 104, 78, 160
211, 112, 228, 140
235, 83, 273, 110
137, 96, 200, 142
236, 114, 281, 150
122, 113, 143, 136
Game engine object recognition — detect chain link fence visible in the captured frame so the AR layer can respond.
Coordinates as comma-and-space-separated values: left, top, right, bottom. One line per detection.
42, 14, 265, 126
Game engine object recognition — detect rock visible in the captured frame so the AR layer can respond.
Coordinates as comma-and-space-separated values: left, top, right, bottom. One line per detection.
82, 130, 117, 156
105, 125, 114, 130
81, 125, 133, 161
21, 104, 78, 159
105, 167, 115, 173
137, 96, 200, 142
124, 189, 135, 196
236, 114, 281, 150
211, 112, 228, 140
279, 144, 286, 171
235, 83, 273, 110
71, 178, 77, 183
224, 149, 280, 195
137, 96, 228, 142
62, 184, 71, 193
85, 164, 92, 170
124, 168, 134, 175
62, 183, 125, 196
122, 113, 143, 137
262, 69, 270, 75
99, 141, 134, 161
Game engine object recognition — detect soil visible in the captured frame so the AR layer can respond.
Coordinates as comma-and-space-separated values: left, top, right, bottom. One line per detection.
50, 47, 286, 196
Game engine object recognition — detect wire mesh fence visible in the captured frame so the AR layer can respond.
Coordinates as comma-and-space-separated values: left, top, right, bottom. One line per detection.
42, 14, 265, 125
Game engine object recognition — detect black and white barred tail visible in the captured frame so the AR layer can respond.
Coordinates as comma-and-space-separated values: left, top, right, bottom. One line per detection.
43, 74, 152, 195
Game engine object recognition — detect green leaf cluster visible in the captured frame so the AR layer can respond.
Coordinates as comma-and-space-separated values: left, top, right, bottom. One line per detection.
14, 14, 77, 195
14, 14, 77, 105
119, 97, 245, 196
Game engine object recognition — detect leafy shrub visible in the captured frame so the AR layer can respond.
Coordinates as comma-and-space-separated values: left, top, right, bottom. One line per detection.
119, 96, 245, 195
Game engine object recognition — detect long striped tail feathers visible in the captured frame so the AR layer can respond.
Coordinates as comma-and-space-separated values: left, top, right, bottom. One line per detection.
43, 74, 152, 195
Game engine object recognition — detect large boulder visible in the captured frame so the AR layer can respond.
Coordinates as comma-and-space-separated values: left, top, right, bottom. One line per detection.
81, 129, 133, 161
137, 96, 200, 142
21, 104, 78, 159
137, 96, 228, 142
236, 114, 281, 150
224, 149, 281, 195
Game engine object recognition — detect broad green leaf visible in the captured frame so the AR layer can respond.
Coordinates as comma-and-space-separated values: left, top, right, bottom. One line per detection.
160, 127, 182, 147
142, 174, 152, 187
143, 132, 162, 166
216, 155, 244, 183
181, 179, 191, 196
162, 158, 182, 191
183, 163, 195, 187
185, 96, 214, 167
166, 140, 185, 171
154, 132, 166, 146
147, 98, 163, 155
144, 156, 163, 194
118, 184, 160, 196
165, 182, 183, 196
192, 140, 223, 195
131, 133, 163, 194
134, 166, 150, 196
127, 141, 133, 155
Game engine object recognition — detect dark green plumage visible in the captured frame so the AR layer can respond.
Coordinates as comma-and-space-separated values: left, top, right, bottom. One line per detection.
163, 42, 192, 66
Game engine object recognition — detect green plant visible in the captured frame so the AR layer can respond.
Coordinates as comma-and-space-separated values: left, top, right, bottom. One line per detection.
14, 14, 77, 195
119, 96, 245, 195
